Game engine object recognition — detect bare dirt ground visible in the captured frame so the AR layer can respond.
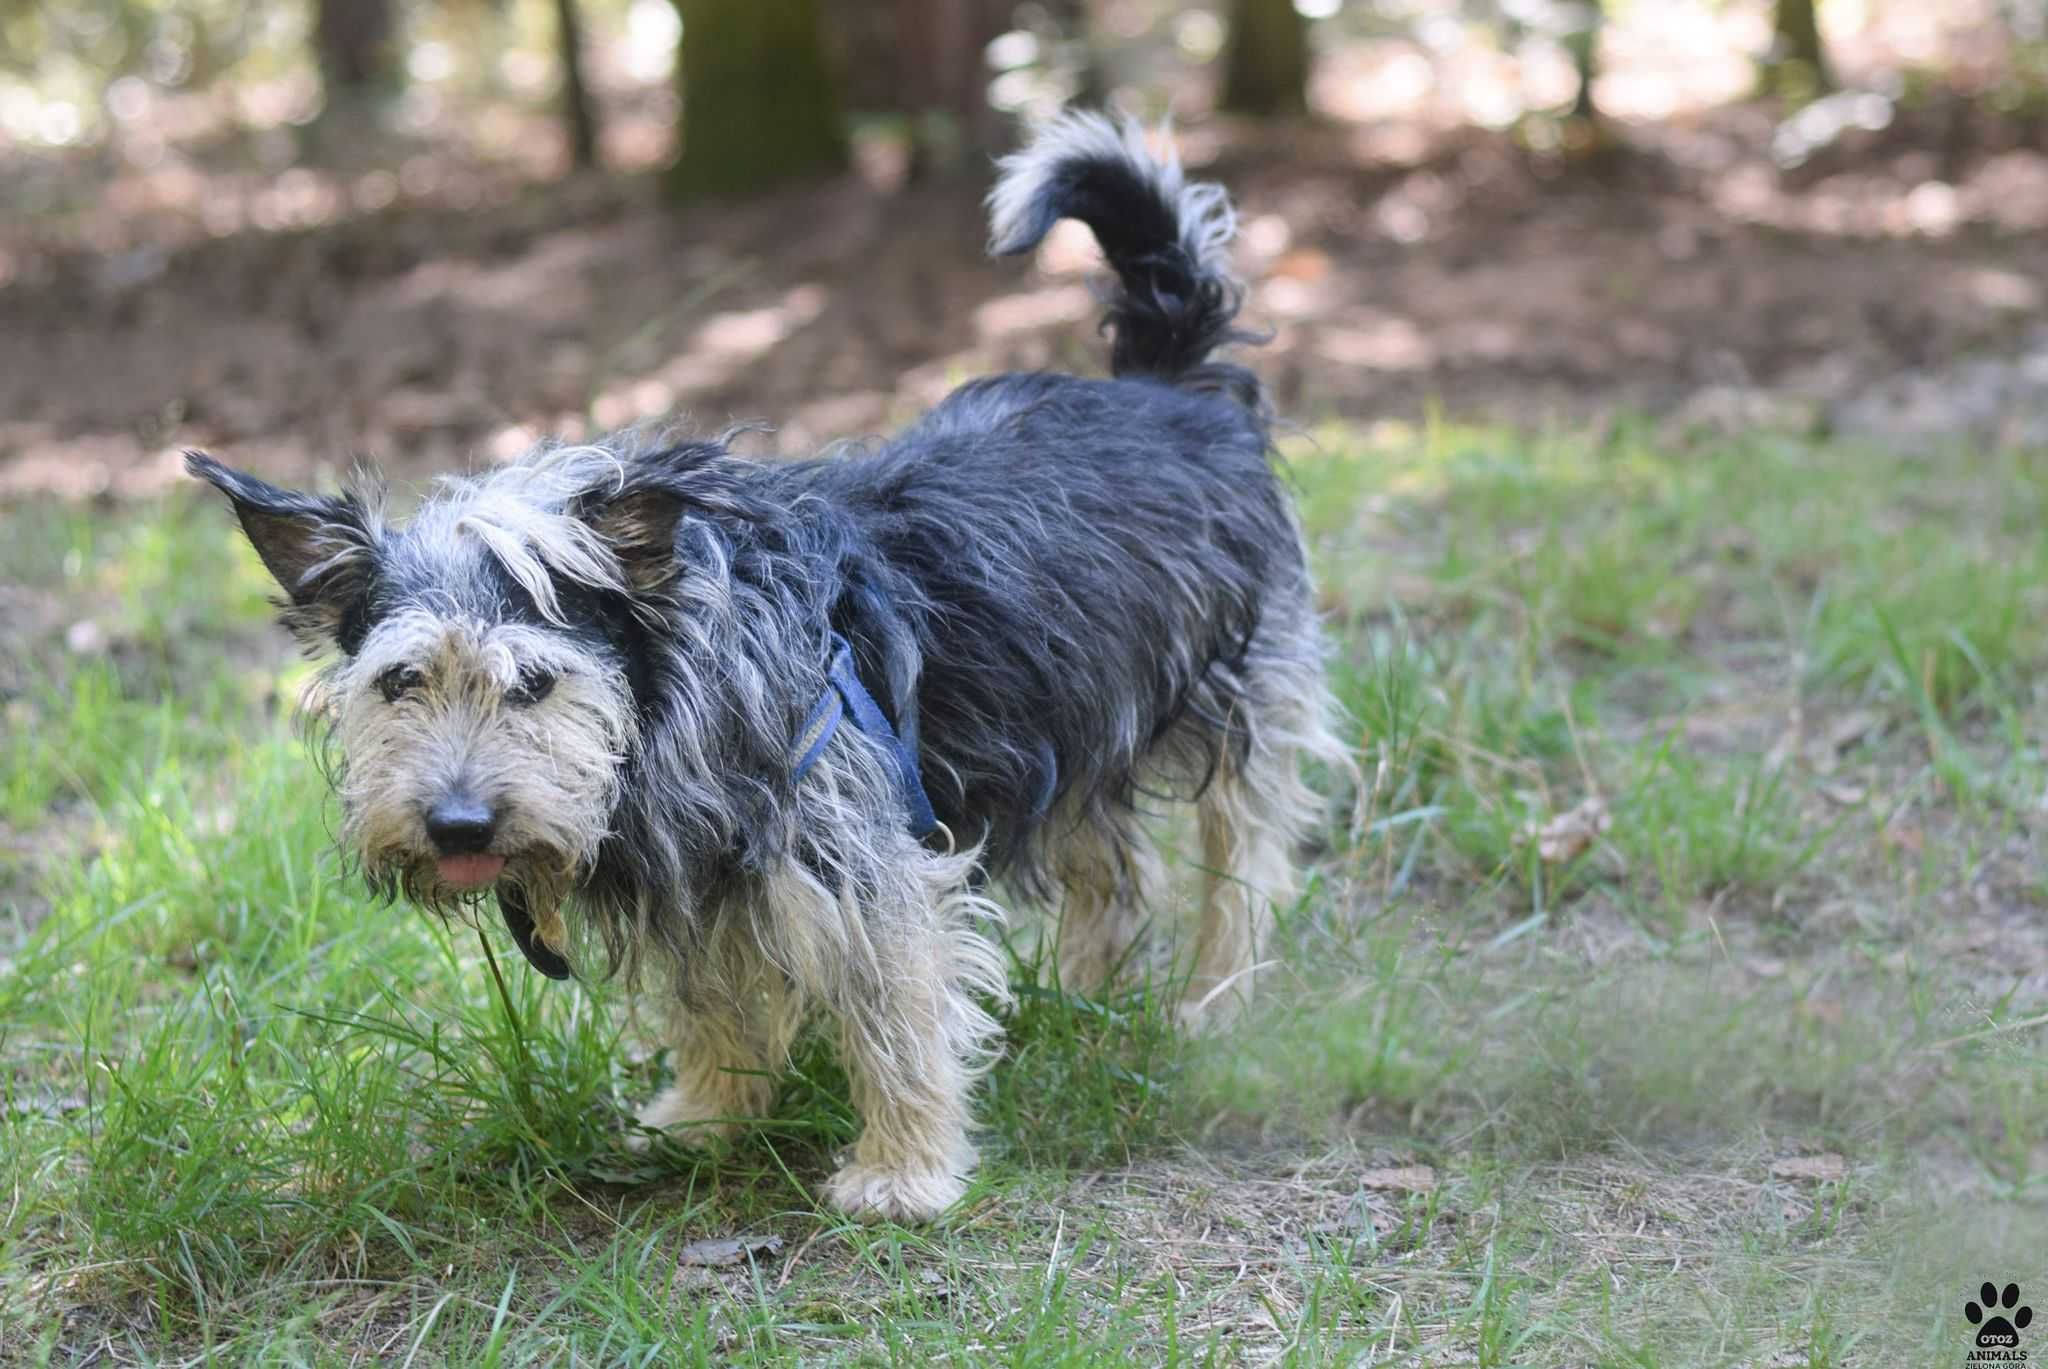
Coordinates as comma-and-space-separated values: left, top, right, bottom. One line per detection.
4, 89, 2046, 500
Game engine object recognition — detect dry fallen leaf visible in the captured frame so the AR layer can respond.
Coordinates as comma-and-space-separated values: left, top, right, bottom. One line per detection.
677, 1233, 784, 1268
1357, 1165, 1436, 1193
1818, 780, 1868, 806
1524, 797, 1611, 865
1770, 1153, 1847, 1183
1824, 709, 1884, 755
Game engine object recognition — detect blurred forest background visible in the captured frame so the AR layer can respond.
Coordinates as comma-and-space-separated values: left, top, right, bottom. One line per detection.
2, 0, 2045, 498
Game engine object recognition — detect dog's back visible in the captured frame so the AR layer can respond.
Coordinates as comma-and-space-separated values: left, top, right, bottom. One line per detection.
775, 114, 1327, 899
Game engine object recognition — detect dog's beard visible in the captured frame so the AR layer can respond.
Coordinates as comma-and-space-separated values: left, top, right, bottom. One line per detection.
361, 843, 577, 935
354, 842, 581, 980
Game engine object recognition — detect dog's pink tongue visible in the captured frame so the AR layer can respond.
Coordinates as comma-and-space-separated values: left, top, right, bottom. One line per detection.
438, 854, 507, 889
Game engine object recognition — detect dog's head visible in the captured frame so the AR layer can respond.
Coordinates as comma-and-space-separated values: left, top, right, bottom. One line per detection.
188, 446, 692, 966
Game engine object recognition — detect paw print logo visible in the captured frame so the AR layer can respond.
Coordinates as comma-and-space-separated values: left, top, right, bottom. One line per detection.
1967, 1282, 2032, 1348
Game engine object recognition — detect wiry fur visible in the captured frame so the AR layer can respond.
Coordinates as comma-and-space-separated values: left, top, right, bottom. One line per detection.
989, 110, 1253, 397
189, 111, 1348, 1222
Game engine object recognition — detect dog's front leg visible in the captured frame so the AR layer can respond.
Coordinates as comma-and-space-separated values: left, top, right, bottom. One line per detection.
631, 1004, 774, 1149
765, 837, 1009, 1222
631, 940, 797, 1150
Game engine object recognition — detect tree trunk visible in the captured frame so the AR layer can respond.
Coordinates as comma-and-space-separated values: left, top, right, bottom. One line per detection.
1765, 0, 1830, 94
315, 0, 396, 101
820, 1, 902, 114
1065, 0, 1111, 111
1221, 0, 1308, 118
554, 0, 601, 169
668, 0, 847, 198
1567, 0, 1601, 121
892, 0, 1005, 178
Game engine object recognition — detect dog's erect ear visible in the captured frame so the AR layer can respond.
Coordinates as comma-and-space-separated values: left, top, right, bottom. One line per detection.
569, 440, 732, 593
582, 486, 684, 593
186, 451, 381, 649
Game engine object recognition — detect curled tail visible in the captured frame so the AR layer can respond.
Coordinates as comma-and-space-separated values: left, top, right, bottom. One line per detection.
987, 111, 1255, 396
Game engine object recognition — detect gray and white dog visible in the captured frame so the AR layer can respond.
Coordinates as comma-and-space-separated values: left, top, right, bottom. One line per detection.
190, 112, 1346, 1221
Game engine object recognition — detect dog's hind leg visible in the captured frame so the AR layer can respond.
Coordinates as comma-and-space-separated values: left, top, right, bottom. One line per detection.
1051, 810, 1165, 996
1182, 625, 1345, 1028
765, 836, 1008, 1223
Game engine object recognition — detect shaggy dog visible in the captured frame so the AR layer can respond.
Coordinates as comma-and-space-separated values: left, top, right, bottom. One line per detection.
190, 111, 1345, 1221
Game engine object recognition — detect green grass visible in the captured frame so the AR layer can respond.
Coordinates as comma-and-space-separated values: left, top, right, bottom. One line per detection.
4, 422, 2047, 1362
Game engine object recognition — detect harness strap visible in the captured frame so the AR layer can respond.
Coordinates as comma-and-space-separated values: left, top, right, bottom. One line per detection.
791, 632, 939, 838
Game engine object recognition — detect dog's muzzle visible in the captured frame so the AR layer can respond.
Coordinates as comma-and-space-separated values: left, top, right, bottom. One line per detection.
426, 794, 509, 891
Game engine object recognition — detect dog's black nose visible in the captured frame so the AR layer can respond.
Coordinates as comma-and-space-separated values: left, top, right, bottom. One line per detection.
425, 796, 497, 855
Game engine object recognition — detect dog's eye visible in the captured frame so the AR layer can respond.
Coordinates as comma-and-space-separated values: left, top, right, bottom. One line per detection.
507, 668, 556, 707
376, 665, 424, 703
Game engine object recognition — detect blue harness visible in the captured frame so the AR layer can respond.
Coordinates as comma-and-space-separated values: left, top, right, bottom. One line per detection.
504, 632, 937, 986
790, 633, 939, 837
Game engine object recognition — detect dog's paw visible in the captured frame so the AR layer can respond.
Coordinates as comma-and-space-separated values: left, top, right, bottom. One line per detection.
824, 1160, 968, 1223
1175, 988, 1250, 1034
625, 1085, 744, 1152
